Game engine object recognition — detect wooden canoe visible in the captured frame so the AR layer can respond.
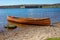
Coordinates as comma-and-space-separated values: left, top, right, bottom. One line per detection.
7, 16, 51, 26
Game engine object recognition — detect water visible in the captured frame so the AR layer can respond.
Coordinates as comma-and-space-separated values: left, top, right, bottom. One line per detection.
0, 8, 60, 30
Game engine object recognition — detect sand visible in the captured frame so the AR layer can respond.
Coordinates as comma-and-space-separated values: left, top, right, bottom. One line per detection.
0, 22, 60, 40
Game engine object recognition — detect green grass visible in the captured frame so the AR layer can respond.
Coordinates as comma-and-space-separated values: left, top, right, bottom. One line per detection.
46, 37, 60, 40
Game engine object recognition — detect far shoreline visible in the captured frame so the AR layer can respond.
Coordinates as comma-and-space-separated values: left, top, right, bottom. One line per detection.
0, 3, 60, 8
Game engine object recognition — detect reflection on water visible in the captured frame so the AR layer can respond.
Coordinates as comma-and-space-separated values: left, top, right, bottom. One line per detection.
4, 21, 37, 31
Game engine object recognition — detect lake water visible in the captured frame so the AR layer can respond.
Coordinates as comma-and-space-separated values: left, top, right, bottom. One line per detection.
0, 8, 60, 30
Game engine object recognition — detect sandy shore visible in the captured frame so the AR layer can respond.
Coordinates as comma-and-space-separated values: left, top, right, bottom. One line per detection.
0, 22, 60, 40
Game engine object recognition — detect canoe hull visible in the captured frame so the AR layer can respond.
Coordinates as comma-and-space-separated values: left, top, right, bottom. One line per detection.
7, 16, 51, 26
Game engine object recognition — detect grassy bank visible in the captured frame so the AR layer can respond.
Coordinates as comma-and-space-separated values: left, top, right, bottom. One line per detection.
46, 37, 60, 40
